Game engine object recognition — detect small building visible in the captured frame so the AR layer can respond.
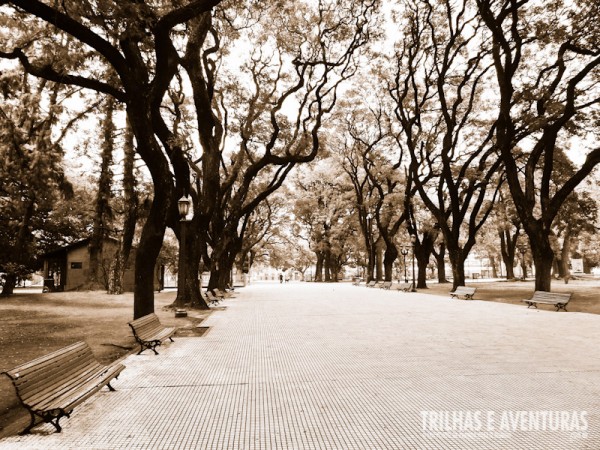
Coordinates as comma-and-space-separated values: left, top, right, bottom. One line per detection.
41, 238, 161, 292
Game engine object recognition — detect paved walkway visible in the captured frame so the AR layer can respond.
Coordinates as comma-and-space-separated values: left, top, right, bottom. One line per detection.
2, 282, 599, 449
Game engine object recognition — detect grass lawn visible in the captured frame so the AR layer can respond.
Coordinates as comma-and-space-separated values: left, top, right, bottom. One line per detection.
0, 289, 212, 438
422, 277, 600, 314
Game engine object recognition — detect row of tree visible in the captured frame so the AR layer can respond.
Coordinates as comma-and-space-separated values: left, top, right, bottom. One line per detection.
243, 0, 600, 291
1, 0, 599, 316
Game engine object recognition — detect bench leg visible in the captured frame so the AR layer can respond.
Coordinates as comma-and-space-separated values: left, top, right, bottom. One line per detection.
149, 345, 160, 355
20, 411, 37, 435
45, 413, 68, 433
21, 410, 69, 434
138, 344, 159, 355
525, 301, 537, 309
556, 303, 567, 312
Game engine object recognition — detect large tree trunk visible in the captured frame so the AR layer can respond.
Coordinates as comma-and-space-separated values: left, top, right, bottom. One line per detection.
89, 97, 115, 288
383, 244, 398, 282
375, 238, 384, 281
133, 196, 168, 318
560, 229, 572, 283
499, 229, 518, 280
490, 255, 498, 278
1, 274, 17, 296
174, 221, 208, 308
432, 242, 449, 284
415, 230, 436, 289
315, 252, 324, 282
517, 217, 554, 291
529, 233, 554, 291
366, 245, 375, 282
415, 248, 430, 289
129, 104, 174, 319
108, 119, 137, 295
324, 249, 332, 282
447, 247, 466, 290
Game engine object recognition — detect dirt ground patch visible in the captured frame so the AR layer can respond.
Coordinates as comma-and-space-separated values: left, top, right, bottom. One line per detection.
421, 277, 600, 314
0, 289, 211, 438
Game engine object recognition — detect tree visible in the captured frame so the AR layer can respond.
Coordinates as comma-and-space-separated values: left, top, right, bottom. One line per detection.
0, 0, 378, 315
180, 1, 378, 292
108, 119, 140, 294
293, 160, 358, 282
552, 189, 598, 281
1, 0, 223, 317
476, 0, 600, 291
390, 0, 503, 289
345, 101, 413, 283
0, 72, 83, 295
494, 188, 522, 280
88, 96, 116, 289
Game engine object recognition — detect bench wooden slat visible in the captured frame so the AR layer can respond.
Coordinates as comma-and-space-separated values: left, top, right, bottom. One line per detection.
522, 291, 572, 311
2, 341, 124, 434
450, 286, 476, 299
20, 361, 102, 407
9, 344, 97, 396
390, 283, 413, 292
6, 342, 90, 377
42, 364, 124, 412
26, 363, 108, 409
128, 313, 175, 355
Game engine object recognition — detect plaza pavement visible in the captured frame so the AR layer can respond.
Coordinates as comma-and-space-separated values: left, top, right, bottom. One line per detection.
1, 282, 599, 449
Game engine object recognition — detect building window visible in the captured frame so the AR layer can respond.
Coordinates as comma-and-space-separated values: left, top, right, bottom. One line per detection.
71, 262, 83, 269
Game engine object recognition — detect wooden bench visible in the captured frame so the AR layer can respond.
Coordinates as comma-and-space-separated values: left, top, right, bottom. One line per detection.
213, 288, 235, 299
2, 341, 125, 434
391, 282, 413, 292
128, 313, 175, 355
450, 286, 476, 299
205, 291, 221, 306
522, 291, 572, 312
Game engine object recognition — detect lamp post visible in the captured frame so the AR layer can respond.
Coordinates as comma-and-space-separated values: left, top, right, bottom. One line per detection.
410, 234, 417, 292
176, 196, 191, 304
518, 243, 527, 281
400, 246, 409, 283
366, 213, 373, 281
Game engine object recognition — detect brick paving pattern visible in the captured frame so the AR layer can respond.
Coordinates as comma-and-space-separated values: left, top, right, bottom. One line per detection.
1, 282, 599, 449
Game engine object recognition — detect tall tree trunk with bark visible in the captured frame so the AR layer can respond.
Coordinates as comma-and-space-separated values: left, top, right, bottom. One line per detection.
432, 242, 449, 284
89, 96, 115, 289
383, 244, 398, 282
108, 119, 138, 295
499, 229, 518, 280
447, 246, 467, 290
315, 252, 324, 282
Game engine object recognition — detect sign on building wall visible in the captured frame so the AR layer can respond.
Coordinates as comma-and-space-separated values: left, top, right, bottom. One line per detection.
571, 258, 584, 273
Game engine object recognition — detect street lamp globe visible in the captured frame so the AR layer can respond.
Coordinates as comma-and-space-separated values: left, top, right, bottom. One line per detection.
178, 196, 191, 221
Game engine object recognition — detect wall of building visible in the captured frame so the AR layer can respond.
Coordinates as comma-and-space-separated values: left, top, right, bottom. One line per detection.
66, 246, 88, 290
